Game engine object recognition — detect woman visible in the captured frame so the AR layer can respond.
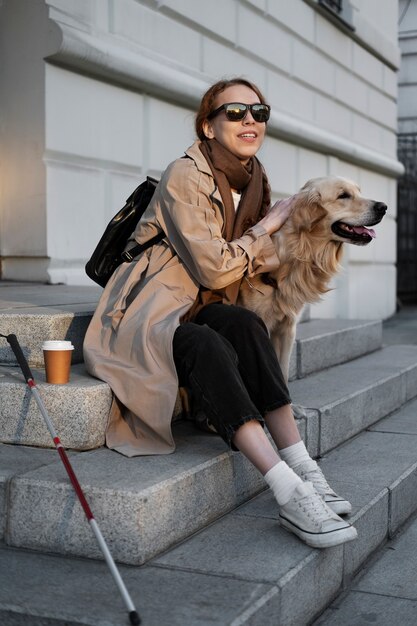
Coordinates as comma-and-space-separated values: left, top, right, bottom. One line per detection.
84, 78, 357, 549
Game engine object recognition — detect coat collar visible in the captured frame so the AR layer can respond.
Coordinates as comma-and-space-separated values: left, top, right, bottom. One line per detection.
184, 140, 213, 177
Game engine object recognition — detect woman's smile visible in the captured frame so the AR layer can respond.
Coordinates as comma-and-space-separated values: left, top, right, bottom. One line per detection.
238, 131, 258, 143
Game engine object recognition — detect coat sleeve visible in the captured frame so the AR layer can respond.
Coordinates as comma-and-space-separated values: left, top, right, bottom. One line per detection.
155, 157, 280, 290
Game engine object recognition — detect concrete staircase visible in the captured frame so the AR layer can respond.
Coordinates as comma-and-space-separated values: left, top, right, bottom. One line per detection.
1, 284, 417, 625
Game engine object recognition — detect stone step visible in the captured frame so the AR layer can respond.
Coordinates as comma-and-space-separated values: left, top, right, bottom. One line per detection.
2, 396, 417, 625
0, 364, 112, 450
3, 344, 417, 567
0, 300, 382, 375
0, 306, 94, 367
290, 343, 417, 456
289, 318, 382, 381
4, 421, 265, 564
0, 283, 102, 367
150, 397, 417, 625
0, 320, 383, 450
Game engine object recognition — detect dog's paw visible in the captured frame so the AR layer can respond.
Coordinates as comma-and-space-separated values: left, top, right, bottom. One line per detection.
291, 403, 308, 420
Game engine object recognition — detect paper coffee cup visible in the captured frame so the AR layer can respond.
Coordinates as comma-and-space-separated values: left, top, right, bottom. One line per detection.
42, 340, 74, 384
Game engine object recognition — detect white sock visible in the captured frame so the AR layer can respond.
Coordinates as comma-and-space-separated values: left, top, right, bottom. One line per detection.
264, 461, 303, 506
279, 440, 311, 468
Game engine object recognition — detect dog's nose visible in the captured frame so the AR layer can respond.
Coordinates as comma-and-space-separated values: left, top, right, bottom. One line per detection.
374, 202, 387, 215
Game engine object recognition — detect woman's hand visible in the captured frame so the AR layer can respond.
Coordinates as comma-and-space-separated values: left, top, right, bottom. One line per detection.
258, 194, 299, 235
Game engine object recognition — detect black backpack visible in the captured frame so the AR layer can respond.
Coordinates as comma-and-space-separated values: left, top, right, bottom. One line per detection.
85, 176, 165, 287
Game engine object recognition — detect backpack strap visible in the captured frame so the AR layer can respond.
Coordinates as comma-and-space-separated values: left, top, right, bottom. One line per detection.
121, 231, 165, 262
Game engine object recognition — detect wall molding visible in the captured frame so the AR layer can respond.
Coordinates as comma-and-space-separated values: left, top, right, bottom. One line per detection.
46, 23, 404, 178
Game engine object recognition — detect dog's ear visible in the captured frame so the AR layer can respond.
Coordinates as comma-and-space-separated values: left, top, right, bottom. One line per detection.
291, 188, 327, 231
307, 187, 322, 206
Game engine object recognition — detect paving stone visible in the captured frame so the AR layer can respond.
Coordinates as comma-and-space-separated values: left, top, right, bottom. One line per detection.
7, 423, 265, 565
289, 345, 417, 454
295, 406, 320, 458
370, 396, 417, 435
405, 364, 417, 403
383, 305, 417, 347
315, 593, 417, 626
8, 408, 417, 580
354, 515, 417, 599
233, 456, 389, 583
0, 543, 275, 626
315, 512, 417, 626
318, 430, 417, 504
389, 462, 417, 535
285, 319, 381, 382
0, 364, 111, 449
294, 319, 382, 378
0, 283, 102, 308
0, 307, 94, 366
317, 428, 417, 577
154, 501, 344, 626
343, 490, 388, 580
0, 444, 64, 539
1, 285, 416, 625
0, 284, 100, 369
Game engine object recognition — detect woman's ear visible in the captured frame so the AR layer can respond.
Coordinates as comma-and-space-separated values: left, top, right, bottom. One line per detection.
202, 120, 214, 139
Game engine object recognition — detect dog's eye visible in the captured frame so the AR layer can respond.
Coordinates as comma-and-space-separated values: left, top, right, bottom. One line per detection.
338, 192, 351, 199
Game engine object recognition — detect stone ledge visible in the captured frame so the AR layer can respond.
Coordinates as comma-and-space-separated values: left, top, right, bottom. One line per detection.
0, 443, 77, 540
291, 319, 382, 380
0, 364, 111, 449
152, 422, 417, 624
2, 400, 417, 624
0, 308, 94, 366
290, 344, 417, 454
6, 423, 264, 565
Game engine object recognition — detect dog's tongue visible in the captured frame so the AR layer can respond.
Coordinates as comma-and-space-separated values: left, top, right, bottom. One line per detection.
353, 226, 376, 238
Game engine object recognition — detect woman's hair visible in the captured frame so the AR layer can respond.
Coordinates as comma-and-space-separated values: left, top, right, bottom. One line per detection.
195, 78, 268, 141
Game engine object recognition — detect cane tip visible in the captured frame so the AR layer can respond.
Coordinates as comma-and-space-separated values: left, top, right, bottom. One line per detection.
129, 610, 141, 625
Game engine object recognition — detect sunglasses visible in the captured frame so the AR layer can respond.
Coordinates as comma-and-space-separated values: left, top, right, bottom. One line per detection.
207, 102, 271, 123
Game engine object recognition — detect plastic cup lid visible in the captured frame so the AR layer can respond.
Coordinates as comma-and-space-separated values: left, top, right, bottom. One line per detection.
42, 340, 74, 351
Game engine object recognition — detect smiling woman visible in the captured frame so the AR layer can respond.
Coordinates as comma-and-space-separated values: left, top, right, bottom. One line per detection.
198, 82, 267, 164
84, 77, 358, 551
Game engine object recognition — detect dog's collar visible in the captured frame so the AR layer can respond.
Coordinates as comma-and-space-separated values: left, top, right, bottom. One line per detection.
261, 273, 278, 289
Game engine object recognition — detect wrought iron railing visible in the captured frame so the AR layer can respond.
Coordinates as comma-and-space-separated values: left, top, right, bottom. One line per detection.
397, 133, 417, 303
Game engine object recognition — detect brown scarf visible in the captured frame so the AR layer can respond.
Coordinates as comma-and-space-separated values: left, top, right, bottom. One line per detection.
183, 138, 270, 321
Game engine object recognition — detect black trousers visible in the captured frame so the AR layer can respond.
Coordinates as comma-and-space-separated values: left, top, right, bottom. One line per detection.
172, 303, 291, 448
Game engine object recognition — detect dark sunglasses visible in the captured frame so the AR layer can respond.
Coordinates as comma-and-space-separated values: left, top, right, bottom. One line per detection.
207, 102, 271, 123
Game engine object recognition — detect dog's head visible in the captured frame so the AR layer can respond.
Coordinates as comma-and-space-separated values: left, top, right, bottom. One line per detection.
292, 176, 387, 246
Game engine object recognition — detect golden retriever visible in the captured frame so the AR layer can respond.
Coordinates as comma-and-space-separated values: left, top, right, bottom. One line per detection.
238, 176, 387, 382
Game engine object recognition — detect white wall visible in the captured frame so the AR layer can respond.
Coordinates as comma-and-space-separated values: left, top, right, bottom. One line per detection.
0, 0, 402, 319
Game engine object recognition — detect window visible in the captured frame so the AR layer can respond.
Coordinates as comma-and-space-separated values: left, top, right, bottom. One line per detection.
319, 0, 343, 14
306, 0, 355, 32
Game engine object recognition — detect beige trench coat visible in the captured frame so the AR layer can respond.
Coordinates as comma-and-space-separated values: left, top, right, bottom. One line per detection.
83, 141, 280, 456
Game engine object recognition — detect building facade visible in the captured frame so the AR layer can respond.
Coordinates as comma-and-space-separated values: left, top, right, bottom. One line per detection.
0, 0, 402, 319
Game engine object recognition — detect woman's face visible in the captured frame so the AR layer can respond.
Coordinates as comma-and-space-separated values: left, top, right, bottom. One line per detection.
202, 84, 267, 164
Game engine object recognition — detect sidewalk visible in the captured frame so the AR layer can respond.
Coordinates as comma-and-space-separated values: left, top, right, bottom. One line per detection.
314, 304, 417, 626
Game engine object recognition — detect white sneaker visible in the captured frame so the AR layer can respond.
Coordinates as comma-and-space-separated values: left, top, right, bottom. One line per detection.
293, 459, 352, 516
279, 482, 357, 548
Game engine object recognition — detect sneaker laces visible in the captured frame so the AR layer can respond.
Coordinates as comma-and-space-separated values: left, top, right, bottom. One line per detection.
296, 461, 333, 496
293, 484, 337, 525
